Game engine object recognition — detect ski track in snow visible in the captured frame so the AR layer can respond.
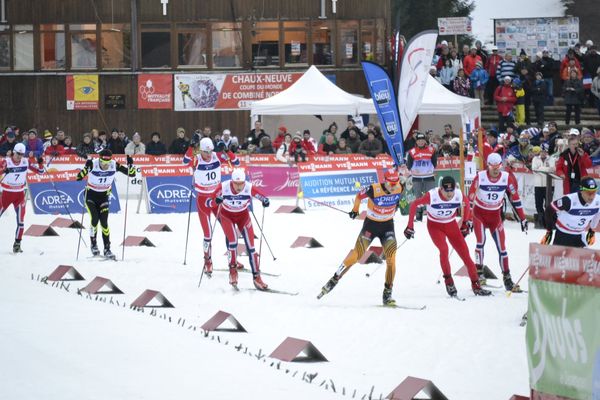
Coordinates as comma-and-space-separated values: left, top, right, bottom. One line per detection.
0, 198, 569, 399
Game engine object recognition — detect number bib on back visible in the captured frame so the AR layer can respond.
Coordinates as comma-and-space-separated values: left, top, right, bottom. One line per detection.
193, 153, 221, 194
426, 188, 462, 223
475, 170, 508, 210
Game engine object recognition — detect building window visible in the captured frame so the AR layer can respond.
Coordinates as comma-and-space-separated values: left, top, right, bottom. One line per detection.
101, 24, 131, 69
283, 21, 307, 66
13, 25, 34, 70
339, 21, 358, 65
361, 20, 375, 61
0, 25, 10, 69
311, 21, 333, 66
251, 21, 279, 67
177, 23, 207, 68
70, 24, 97, 69
40, 24, 65, 69
212, 22, 242, 68
375, 19, 385, 64
141, 24, 171, 68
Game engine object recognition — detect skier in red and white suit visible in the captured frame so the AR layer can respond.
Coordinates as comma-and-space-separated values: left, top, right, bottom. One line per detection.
211, 168, 270, 290
183, 135, 239, 275
467, 152, 528, 291
404, 176, 491, 297
0, 143, 45, 253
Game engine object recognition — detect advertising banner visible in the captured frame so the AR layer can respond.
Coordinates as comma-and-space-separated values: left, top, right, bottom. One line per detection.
138, 74, 173, 109
362, 61, 404, 166
174, 72, 302, 111
141, 166, 196, 214
397, 30, 438, 138
247, 166, 298, 198
66, 74, 99, 110
527, 243, 600, 400
297, 160, 390, 210
437, 17, 472, 35
27, 170, 120, 214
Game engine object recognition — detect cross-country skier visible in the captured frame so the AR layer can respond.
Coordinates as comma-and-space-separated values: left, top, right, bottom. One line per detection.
317, 169, 403, 306
404, 176, 491, 297
210, 168, 270, 290
76, 149, 135, 259
467, 152, 528, 291
0, 143, 45, 253
183, 135, 240, 276
542, 176, 600, 247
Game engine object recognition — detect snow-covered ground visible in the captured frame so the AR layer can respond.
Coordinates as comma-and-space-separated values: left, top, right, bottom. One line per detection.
471, 0, 565, 44
0, 197, 544, 399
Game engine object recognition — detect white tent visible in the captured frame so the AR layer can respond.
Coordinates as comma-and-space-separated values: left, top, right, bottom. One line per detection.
250, 65, 376, 116
418, 74, 481, 134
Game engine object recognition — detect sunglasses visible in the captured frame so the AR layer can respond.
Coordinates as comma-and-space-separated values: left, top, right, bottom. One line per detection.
99, 158, 111, 164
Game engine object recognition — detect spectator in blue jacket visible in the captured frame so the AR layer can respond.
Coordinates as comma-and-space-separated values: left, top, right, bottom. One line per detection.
25, 129, 44, 158
470, 61, 489, 103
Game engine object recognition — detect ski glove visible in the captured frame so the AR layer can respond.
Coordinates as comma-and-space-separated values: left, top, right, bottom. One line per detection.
460, 220, 472, 237
587, 229, 595, 246
540, 230, 553, 245
262, 198, 270, 208
403, 227, 415, 240
348, 210, 358, 219
85, 159, 93, 169
37, 156, 44, 164
126, 155, 133, 166
520, 219, 528, 233
215, 196, 223, 204
76, 170, 85, 181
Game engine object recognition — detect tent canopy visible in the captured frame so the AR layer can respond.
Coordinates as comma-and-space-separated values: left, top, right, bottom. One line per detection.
419, 75, 480, 124
250, 65, 376, 116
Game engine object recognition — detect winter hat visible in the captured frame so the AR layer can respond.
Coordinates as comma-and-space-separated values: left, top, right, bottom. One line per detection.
222, 129, 231, 136
132, 132, 141, 139
177, 127, 185, 134
582, 128, 594, 137
586, 40, 594, 47
531, 146, 541, 154
28, 128, 38, 135
278, 125, 287, 133
440, 176, 456, 192
519, 49, 527, 56
441, 40, 448, 46
6, 131, 15, 139
415, 132, 427, 141
503, 76, 512, 82
293, 132, 302, 140
43, 130, 52, 139
486, 129, 498, 138
569, 128, 580, 136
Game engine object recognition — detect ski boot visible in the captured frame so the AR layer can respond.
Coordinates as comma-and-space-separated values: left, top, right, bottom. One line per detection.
104, 248, 116, 260
203, 258, 213, 278
253, 274, 268, 291
503, 271, 522, 293
12, 240, 22, 254
229, 264, 238, 288
443, 274, 458, 297
471, 280, 492, 296
91, 238, 100, 256
382, 286, 396, 307
476, 264, 487, 286
317, 275, 339, 299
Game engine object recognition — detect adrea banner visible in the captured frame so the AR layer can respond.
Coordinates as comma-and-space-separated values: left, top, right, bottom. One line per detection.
27, 170, 120, 214
526, 243, 600, 400
66, 74, 99, 110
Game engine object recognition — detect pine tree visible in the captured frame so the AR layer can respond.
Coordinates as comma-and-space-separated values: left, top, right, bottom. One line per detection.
392, 0, 474, 43
561, 0, 600, 47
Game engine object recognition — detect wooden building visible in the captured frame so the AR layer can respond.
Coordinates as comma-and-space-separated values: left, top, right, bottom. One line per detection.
0, 0, 391, 144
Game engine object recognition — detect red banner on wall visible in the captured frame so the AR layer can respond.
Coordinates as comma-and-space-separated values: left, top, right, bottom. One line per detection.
138, 74, 173, 109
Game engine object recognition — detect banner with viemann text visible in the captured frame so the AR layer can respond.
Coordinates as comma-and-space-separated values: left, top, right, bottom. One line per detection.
527, 243, 600, 400
27, 170, 120, 214
397, 30, 438, 138
298, 159, 395, 210
174, 72, 303, 111
362, 61, 404, 166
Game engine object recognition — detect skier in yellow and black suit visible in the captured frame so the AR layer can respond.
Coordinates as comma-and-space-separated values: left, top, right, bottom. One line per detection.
317, 169, 404, 306
178, 81, 195, 109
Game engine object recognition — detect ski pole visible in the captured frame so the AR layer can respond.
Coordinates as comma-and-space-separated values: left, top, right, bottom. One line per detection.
198, 204, 222, 288
298, 193, 350, 215
75, 209, 86, 261
121, 165, 132, 261
258, 205, 265, 264
366, 238, 409, 278
251, 209, 277, 261
506, 266, 530, 297
182, 181, 195, 266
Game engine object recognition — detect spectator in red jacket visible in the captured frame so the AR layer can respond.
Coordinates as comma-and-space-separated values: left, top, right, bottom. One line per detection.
272, 125, 287, 151
494, 76, 517, 132
289, 132, 312, 162
555, 136, 593, 194
463, 46, 482, 77
485, 45, 503, 105
302, 129, 317, 154
44, 137, 65, 157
